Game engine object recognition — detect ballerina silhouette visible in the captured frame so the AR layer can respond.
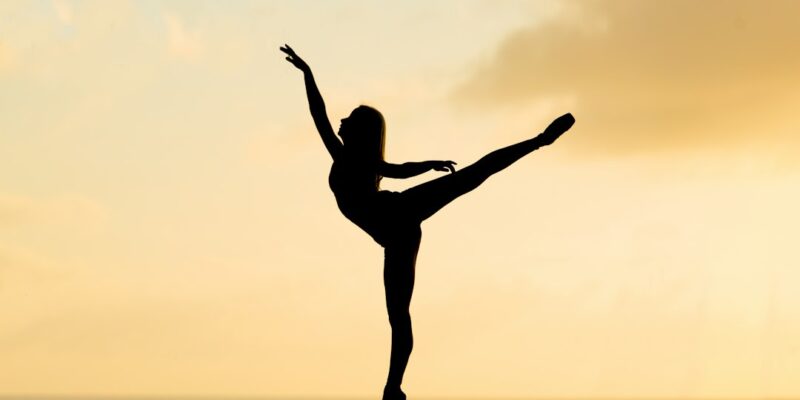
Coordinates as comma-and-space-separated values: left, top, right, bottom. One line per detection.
280, 44, 574, 400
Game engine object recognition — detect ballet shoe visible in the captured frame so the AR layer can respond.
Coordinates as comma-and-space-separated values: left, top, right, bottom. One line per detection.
540, 112, 575, 145
544, 112, 575, 136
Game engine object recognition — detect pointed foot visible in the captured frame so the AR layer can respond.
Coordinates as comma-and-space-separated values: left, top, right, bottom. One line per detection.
545, 112, 575, 136
539, 112, 575, 145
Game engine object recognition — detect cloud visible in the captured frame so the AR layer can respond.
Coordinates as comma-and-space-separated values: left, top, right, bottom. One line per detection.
452, 0, 800, 157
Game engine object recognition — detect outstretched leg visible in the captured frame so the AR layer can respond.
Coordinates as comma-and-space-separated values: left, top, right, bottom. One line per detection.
402, 113, 575, 222
382, 227, 421, 400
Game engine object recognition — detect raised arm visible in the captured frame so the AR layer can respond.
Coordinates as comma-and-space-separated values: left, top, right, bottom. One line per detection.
379, 160, 457, 179
280, 44, 343, 160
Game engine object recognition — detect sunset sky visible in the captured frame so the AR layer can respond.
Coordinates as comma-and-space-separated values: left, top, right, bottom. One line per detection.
2, 0, 799, 398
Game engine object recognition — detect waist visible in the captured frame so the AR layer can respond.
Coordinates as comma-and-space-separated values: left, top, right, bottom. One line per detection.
333, 189, 396, 213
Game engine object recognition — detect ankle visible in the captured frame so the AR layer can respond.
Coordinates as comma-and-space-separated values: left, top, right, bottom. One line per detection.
383, 385, 406, 400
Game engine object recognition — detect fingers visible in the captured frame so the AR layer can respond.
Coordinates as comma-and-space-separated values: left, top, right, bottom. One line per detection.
435, 160, 456, 173
280, 45, 294, 63
280, 44, 309, 72
280, 44, 300, 63
279, 44, 296, 56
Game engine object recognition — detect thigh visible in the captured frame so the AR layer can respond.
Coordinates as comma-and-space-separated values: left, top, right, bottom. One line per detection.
399, 165, 484, 222
383, 231, 421, 312
368, 191, 419, 248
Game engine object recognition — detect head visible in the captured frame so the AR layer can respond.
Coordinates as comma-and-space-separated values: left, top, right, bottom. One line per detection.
338, 105, 385, 163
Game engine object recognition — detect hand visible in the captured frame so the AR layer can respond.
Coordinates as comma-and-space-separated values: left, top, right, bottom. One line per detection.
429, 160, 457, 173
538, 112, 575, 146
280, 44, 310, 73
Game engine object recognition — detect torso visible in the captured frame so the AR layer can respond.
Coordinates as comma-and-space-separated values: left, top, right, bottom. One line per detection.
329, 156, 380, 222
328, 157, 417, 248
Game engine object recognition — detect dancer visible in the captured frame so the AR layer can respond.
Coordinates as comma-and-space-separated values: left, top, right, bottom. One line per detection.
280, 44, 574, 400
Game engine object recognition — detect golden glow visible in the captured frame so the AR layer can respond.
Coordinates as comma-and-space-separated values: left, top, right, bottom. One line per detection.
1, 0, 799, 398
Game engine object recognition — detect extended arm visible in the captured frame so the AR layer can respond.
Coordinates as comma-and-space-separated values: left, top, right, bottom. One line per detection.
379, 160, 456, 179
281, 44, 343, 160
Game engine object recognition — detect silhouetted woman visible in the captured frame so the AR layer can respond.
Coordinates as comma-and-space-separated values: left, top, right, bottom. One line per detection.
281, 44, 574, 400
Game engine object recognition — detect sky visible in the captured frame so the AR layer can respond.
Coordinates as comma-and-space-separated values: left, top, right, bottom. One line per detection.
2, 0, 799, 398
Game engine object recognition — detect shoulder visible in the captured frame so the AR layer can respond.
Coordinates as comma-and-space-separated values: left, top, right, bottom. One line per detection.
375, 160, 389, 173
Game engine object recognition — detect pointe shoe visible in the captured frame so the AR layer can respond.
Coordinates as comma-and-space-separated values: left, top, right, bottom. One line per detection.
545, 112, 575, 135
540, 112, 575, 145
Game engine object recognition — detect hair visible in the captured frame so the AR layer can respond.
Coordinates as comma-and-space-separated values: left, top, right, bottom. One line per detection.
348, 105, 385, 160
347, 105, 386, 188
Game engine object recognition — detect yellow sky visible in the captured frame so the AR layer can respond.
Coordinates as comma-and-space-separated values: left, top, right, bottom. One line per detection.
2, 0, 799, 398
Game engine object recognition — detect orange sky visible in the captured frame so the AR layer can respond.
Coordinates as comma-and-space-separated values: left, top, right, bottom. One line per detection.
2, 1, 799, 398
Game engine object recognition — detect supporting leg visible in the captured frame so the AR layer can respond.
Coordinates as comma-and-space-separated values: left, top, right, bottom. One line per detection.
382, 230, 421, 400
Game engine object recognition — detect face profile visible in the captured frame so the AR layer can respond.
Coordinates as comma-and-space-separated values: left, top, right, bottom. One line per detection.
338, 115, 351, 141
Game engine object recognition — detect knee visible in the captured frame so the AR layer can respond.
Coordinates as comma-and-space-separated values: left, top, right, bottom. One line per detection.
388, 310, 411, 328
